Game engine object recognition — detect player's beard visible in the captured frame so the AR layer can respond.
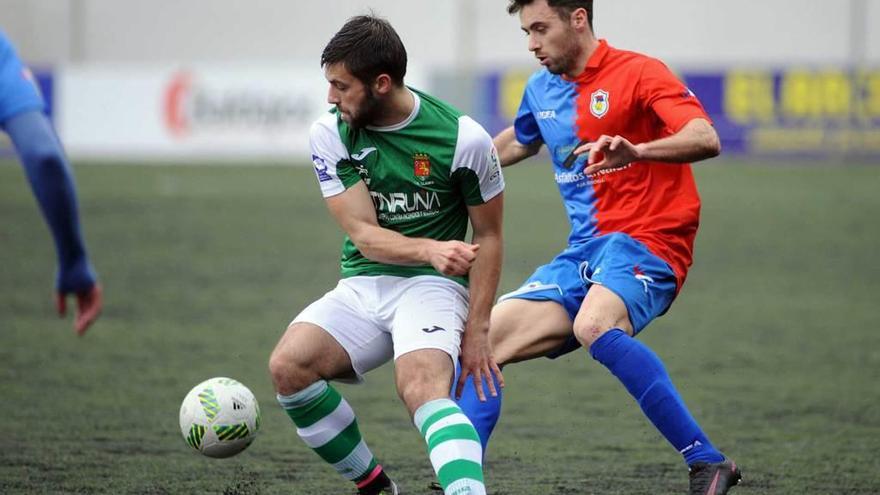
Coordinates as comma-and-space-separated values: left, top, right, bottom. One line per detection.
346, 88, 382, 129
546, 29, 583, 76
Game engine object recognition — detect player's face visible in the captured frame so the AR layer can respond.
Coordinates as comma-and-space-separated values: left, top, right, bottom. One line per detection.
325, 63, 381, 129
520, 0, 583, 76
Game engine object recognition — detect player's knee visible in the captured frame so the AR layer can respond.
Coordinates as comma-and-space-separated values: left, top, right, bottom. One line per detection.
573, 317, 615, 348
268, 342, 319, 395
395, 371, 446, 415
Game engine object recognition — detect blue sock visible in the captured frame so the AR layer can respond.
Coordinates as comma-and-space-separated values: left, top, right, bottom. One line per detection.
589, 329, 724, 466
3, 111, 96, 293
451, 363, 502, 456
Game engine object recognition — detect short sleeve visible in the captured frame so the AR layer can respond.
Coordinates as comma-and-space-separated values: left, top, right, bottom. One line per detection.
451, 116, 505, 206
639, 58, 711, 133
513, 86, 541, 146
0, 32, 45, 123
308, 112, 360, 197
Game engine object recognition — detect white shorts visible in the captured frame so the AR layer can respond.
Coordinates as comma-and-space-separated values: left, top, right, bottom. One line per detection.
291, 275, 469, 383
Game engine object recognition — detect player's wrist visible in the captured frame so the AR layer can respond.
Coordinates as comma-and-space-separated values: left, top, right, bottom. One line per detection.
464, 317, 491, 335
420, 239, 439, 265
632, 142, 648, 162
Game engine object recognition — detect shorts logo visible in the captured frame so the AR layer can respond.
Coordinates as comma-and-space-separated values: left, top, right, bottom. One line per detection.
421, 325, 446, 333
634, 265, 654, 293
413, 152, 431, 179
590, 89, 610, 119
312, 155, 333, 182
579, 261, 603, 285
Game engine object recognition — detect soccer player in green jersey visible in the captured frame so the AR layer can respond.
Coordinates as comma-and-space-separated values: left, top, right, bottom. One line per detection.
268, 15, 505, 495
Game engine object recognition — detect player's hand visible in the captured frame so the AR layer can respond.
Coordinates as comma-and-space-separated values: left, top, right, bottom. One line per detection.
427, 240, 480, 277
56, 284, 103, 336
574, 134, 641, 176
455, 321, 505, 402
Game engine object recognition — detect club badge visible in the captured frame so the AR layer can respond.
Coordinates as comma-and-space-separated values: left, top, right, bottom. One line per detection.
413, 152, 431, 178
590, 89, 610, 119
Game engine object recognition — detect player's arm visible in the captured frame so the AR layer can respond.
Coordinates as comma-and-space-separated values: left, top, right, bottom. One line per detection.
2, 110, 102, 335
494, 84, 544, 167
456, 193, 505, 401
310, 115, 478, 276
493, 125, 542, 167
324, 182, 478, 276
633, 118, 719, 162
451, 116, 507, 401
577, 118, 720, 175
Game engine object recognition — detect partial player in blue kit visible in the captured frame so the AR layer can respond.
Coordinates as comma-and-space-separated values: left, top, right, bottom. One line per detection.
1, 29, 102, 335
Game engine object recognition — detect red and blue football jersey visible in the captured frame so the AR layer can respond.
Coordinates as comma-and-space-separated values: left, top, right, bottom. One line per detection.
514, 40, 710, 289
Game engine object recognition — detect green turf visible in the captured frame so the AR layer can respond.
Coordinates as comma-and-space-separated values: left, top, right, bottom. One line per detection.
1, 160, 878, 494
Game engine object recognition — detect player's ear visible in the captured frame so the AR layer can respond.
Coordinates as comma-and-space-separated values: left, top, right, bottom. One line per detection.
372, 74, 394, 96
571, 8, 588, 30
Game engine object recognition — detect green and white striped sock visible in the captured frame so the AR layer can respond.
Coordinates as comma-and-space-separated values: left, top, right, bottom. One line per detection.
277, 381, 381, 486
415, 398, 486, 495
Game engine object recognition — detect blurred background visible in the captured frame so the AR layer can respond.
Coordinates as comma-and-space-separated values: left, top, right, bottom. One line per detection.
2, 1, 879, 494
2, 0, 879, 161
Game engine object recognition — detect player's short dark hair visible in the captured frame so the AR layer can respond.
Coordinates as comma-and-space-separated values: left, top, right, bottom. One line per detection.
321, 15, 407, 87
507, 0, 594, 31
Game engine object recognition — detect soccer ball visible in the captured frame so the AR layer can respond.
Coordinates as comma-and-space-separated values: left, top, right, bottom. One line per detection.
179, 377, 261, 458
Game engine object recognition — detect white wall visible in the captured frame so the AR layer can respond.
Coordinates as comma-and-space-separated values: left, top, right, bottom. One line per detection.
1, 0, 878, 68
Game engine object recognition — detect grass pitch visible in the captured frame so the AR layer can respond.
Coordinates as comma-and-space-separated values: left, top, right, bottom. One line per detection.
1, 160, 879, 494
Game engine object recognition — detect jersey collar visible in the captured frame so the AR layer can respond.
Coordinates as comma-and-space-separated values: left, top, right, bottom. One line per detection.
565, 39, 610, 82
366, 88, 421, 132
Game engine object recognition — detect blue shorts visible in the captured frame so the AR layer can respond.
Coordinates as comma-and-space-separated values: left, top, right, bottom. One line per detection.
498, 233, 678, 358
0, 31, 44, 124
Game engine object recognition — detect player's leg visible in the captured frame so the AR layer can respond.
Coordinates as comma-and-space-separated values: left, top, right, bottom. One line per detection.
455, 249, 585, 457
268, 280, 398, 495
491, 298, 573, 365
397, 350, 486, 495
572, 234, 739, 493
453, 297, 572, 456
574, 271, 725, 466
392, 277, 487, 495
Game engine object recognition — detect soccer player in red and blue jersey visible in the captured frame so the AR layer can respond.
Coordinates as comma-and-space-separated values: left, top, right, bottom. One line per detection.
1, 30, 102, 335
452, 1, 741, 493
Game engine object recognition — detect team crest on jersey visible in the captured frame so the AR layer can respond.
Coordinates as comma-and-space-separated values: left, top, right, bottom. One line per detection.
413, 152, 431, 178
590, 89, 610, 118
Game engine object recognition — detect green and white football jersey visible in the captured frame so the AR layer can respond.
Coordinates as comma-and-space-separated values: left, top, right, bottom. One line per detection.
309, 88, 504, 285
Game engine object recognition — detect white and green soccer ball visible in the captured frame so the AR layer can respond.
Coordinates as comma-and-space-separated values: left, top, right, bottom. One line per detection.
179, 377, 261, 458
